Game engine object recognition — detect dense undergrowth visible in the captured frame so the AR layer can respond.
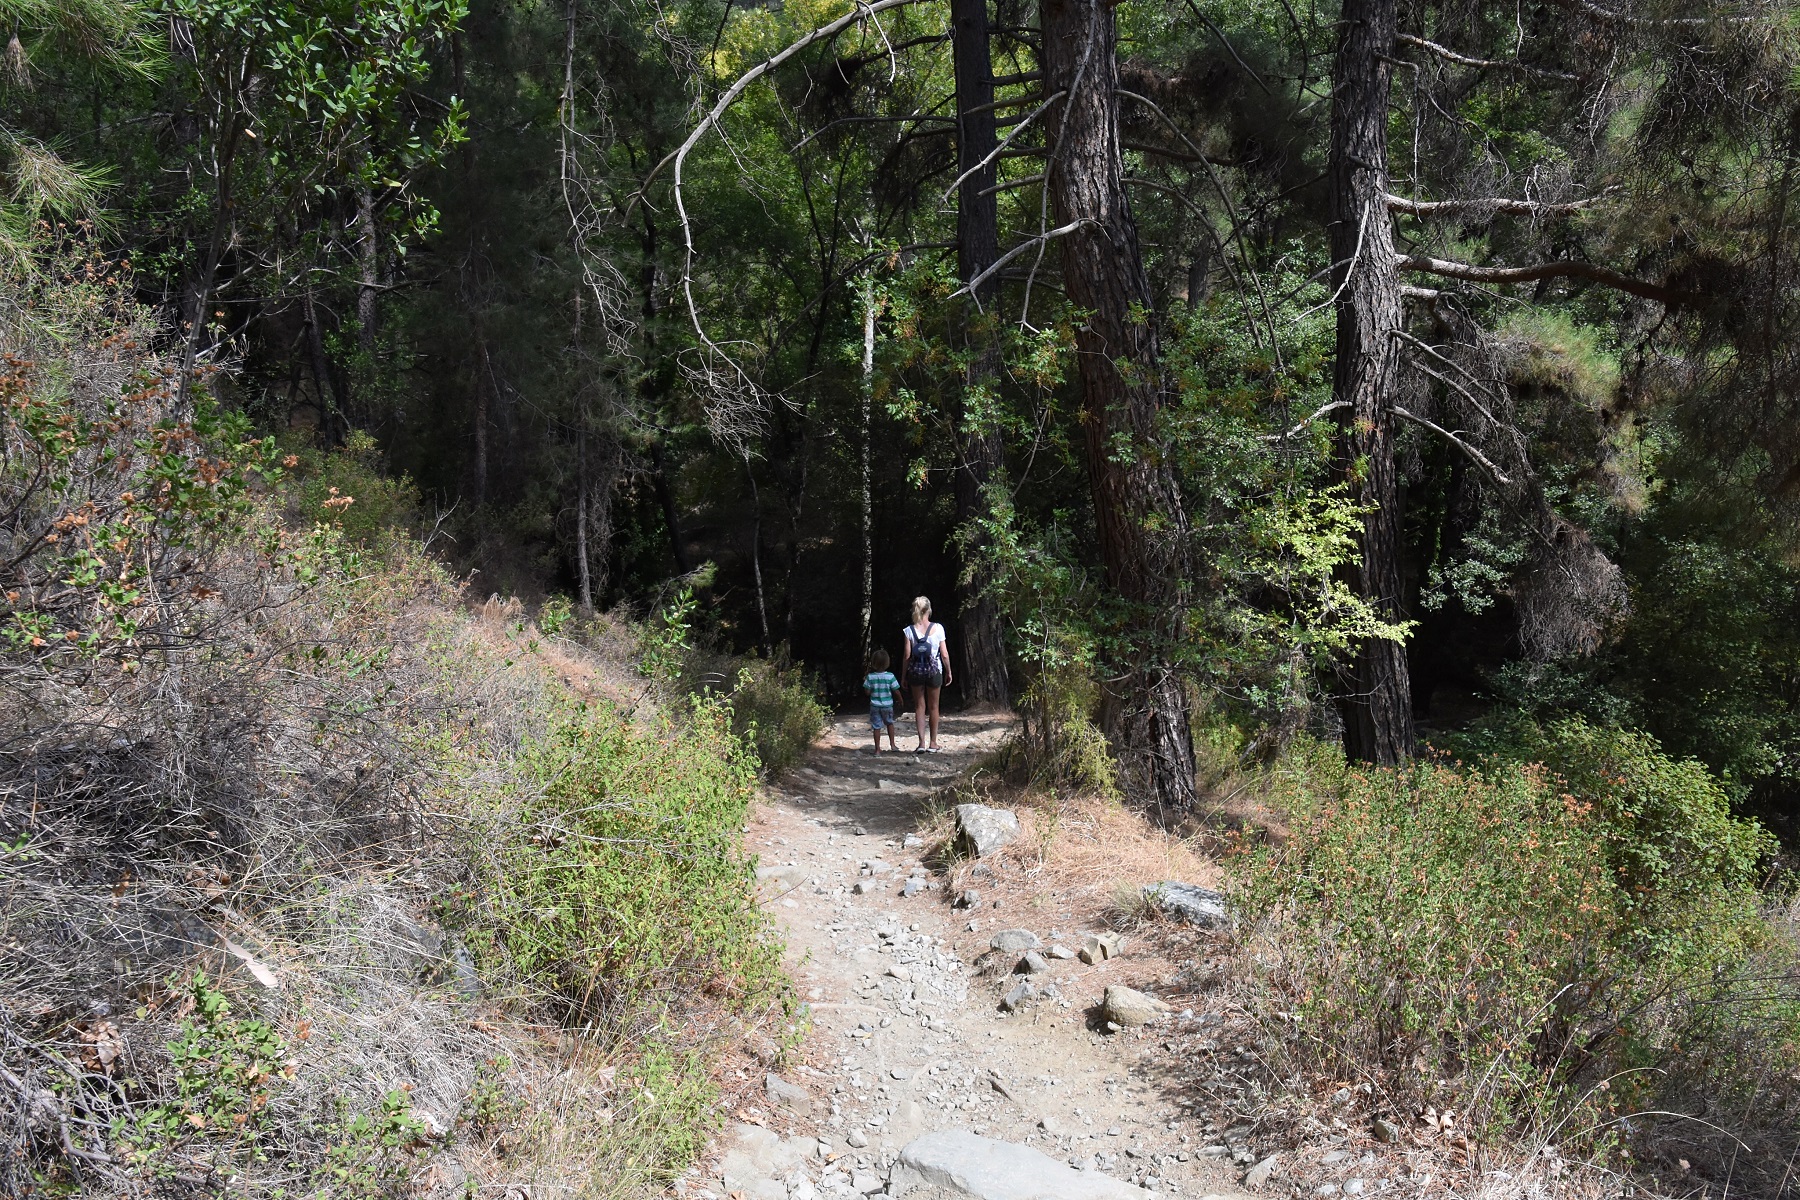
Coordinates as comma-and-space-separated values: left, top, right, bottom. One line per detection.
0, 244, 791, 1195
1229, 721, 1800, 1196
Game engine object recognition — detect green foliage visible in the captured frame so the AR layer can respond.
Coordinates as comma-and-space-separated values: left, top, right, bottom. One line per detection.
1, 236, 282, 675
468, 696, 786, 1030
639, 583, 700, 684
725, 658, 828, 778
537, 594, 574, 637
321, 1088, 431, 1198
285, 429, 421, 549
1240, 728, 1791, 1144
125, 972, 291, 1159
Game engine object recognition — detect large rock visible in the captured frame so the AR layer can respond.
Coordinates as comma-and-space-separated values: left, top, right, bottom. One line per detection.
1101, 985, 1171, 1027
989, 928, 1041, 953
890, 1130, 1151, 1200
1143, 881, 1231, 929
954, 804, 1020, 858
719, 1122, 806, 1197
765, 1074, 812, 1113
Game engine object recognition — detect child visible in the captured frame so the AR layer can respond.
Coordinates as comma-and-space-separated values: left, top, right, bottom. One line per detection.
863, 649, 901, 753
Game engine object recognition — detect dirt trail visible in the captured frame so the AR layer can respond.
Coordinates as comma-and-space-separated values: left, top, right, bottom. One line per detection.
683, 713, 1260, 1200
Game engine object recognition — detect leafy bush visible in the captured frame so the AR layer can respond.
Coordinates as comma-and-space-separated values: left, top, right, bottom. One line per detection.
471, 696, 786, 1027
459, 695, 790, 1184
1238, 726, 1793, 1150
726, 659, 828, 778
285, 429, 421, 549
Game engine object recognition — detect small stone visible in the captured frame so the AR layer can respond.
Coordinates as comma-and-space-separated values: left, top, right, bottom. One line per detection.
1342, 1181, 1366, 1196
864, 859, 892, 875
1371, 1118, 1401, 1143
990, 928, 1042, 953
1018, 951, 1051, 974
885, 965, 912, 981
901, 879, 926, 898
853, 880, 874, 895
1078, 932, 1124, 965
953, 804, 1021, 857
1038, 1115, 1065, 1135
1244, 1153, 1281, 1189
903, 834, 926, 850
1000, 981, 1035, 1012
954, 889, 982, 909
851, 1171, 883, 1194
890, 1068, 911, 1080
1107, 1126, 1122, 1136
1100, 985, 1170, 1027
855, 825, 869, 835
1047, 945, 1076, 960
846, 1129, 870, 1148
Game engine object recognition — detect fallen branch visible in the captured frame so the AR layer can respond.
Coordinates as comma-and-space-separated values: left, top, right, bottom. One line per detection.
1386, 192, 1608, 217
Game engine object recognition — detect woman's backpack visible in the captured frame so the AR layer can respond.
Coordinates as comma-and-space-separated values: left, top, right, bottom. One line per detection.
905, 625, 940, 682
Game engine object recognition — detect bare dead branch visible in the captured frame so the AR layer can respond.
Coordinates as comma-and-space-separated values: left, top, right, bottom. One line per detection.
1392, 404, 1515, 484
1395, 253, 1698, 306
1395, 33, 1578, 80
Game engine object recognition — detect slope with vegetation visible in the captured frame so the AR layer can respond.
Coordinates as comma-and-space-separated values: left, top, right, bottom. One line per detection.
0, 239, 818, 1194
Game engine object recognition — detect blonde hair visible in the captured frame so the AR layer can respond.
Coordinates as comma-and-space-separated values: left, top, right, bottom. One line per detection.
911, 595, 932, 623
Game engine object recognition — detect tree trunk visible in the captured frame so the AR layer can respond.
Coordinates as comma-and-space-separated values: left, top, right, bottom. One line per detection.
576, 426, 594, 615
473, 337, 493, 507
745, 454, 771, 651
357, 178, 378, 356
951, 0, 1011, 709
860, 272, 877, 655
650, 437, 690, 573
1329, 0, 1415, 764
1041, 0, 1198, 810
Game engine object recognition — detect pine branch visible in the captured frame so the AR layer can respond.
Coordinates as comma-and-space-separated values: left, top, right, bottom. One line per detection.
1386, 192, 1607, 217
1395, 33, 1577, 81
1394, 253, 1698, 306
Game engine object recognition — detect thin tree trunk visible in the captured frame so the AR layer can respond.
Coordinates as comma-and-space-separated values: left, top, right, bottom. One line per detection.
651, 438, 690, 573
1042, 0, 1198, 810
860, 272, 876, 655
951, 0, 1011, 709
745, 455, 771, 651
576, 426, 594, 614
473, 337, 493, 507
357, 178, 378, 355
302, 289, 347, 442
1330, 0, 1414, 764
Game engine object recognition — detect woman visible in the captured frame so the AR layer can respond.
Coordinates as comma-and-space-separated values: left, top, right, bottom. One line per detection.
899, 595, 952, 752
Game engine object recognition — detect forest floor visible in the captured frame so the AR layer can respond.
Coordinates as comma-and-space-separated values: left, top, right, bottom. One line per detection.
678, 711, 1267, 1200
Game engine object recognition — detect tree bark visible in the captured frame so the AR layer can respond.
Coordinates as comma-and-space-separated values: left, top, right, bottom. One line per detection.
951, 0, 1011, 710
1329, 0, 1415, 764
576, 425, 594, 614
860, 272, 877, 656
357, 178, 378, 355
1041, 0, 1198, 810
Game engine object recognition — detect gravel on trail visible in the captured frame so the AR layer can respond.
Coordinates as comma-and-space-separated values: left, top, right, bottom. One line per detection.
676, 714, 1262, 1200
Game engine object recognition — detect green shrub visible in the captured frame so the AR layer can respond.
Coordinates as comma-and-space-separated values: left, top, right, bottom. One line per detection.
470, 695, 786, 1028
1238, 728, 1790, 1145
288, 430, 420, 549
726, 659, 828, 778
1006, 663, 1118, 797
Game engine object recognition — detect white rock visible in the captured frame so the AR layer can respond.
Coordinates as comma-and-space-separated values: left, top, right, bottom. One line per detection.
851, 1171, 884, 1194
1143, 881, 1231, 929
953, 804, 1020, 858
890, 1131, 1151, 1200
1100, 986, 1170, 1027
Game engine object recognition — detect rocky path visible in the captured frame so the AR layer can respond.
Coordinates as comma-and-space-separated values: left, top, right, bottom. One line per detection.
682, 713, 1261, 1200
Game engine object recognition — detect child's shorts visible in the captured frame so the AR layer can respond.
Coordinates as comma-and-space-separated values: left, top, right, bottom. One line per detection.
870, 705, 896, 731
